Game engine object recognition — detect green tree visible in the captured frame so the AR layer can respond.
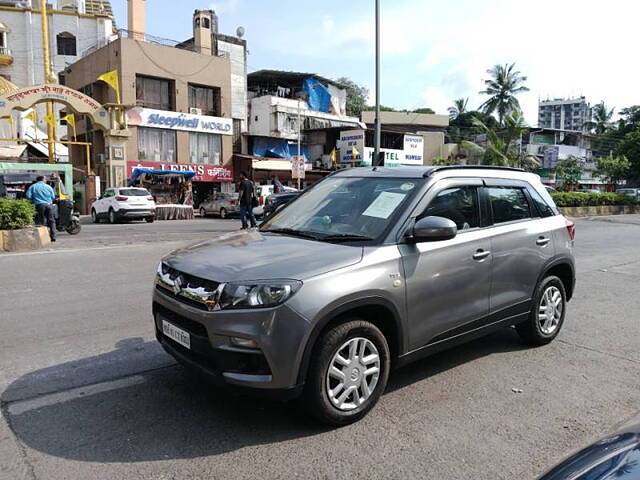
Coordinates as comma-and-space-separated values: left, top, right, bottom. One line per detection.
461, 111, 538, 168
412, 107, 435, 114
363, 105, 398, 112
555, 156, 584, 191
616, 130, 640, 182
479, 63, 529, 125
336, 77, 369, 118
584, 101, 614, 134
616, 105, 640, 134
448, 98, 468, 121
447, 110, 499, 143
594, 155, 631, 186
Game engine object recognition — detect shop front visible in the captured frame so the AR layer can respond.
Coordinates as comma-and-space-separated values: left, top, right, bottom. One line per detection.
126, 160, 233, 208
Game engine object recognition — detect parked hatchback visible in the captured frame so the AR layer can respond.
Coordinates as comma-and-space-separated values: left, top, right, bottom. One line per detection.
199, 192, 239, 219
153, 166, 576, 426
91, 187, 156, 223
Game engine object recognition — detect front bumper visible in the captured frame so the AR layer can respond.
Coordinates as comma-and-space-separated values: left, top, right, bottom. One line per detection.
153, 286, 310, 395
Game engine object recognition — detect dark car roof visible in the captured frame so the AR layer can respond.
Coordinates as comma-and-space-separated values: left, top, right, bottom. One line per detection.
331, 165, 526, 179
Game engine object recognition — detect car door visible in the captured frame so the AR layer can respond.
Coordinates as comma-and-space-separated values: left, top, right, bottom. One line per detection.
399, 179, 492, 351
483, 180, 556, 317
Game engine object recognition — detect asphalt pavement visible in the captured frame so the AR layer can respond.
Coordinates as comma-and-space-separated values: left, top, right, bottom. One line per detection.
1, 215, 639, 480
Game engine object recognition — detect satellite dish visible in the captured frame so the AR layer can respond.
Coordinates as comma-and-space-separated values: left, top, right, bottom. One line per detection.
236, 26, 245, 38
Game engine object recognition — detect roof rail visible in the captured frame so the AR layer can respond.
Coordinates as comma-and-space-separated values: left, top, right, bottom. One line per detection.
423, 165, 526, 178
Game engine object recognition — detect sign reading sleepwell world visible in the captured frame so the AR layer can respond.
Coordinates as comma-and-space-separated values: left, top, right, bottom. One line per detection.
126, 107, 233, 135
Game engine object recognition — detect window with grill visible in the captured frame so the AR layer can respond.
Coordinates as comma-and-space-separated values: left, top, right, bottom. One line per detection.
136, 75, 174, 111
56, 32, 77, 56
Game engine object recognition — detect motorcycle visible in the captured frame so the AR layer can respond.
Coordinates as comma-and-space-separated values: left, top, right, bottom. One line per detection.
54, 198, 81, 235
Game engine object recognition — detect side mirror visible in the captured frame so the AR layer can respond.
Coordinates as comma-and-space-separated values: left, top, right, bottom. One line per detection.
407, 216, 457, 243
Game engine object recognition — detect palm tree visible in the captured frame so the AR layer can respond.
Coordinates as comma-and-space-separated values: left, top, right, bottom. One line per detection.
479, 63, 529, 125
461, 111, 538, 168
448, 98, 469, 121
584, 101, 614, 134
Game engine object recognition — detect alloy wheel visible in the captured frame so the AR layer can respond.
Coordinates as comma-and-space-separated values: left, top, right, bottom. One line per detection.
326, 337, 380, 411
539, 286, 563, 335
220, 208, 227, 219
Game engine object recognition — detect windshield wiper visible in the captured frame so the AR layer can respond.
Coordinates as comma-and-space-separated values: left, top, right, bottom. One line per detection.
319, 233, 373, 242
262, 228, 322, 240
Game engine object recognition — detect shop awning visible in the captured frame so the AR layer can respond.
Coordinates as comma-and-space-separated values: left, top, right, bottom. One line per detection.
129, 168, 196, 186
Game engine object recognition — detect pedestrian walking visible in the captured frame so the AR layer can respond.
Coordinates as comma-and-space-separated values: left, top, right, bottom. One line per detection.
26, 175, 57, 241
238, 171, 257, 229
271, 174, 284, 194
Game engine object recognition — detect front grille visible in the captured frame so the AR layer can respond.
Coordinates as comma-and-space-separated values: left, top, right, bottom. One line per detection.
157, 264, 220, 312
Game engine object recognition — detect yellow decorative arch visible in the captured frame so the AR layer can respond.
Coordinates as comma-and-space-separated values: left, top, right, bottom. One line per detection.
0, 84, 110, 130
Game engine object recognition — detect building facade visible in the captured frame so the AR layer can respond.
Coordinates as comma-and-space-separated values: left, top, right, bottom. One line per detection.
538, 97, 592, 132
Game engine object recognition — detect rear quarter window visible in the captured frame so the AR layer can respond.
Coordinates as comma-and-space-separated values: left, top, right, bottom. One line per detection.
528, 186, 557, 217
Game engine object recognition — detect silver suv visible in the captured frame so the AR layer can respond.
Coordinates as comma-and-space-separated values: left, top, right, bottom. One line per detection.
153, 166, 576, 425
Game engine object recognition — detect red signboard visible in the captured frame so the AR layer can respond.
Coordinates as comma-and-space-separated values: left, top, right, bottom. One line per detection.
126, 161, 233, 182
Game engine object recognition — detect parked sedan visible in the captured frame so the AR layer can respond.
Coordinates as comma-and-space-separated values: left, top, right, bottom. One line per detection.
538, 418, 640, 479
263, 190, 301, 217
199, 192, 239, 219
91, 187, 156, 223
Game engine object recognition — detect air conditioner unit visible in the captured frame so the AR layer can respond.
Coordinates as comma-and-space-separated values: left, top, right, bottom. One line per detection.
189, 108, 202, 115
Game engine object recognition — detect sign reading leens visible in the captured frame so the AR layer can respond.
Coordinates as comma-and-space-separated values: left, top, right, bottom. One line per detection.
126, 161, 234, 182
127, 107, 233, 135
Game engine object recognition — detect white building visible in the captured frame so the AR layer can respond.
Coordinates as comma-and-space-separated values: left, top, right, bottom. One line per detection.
0, 0, 114, 148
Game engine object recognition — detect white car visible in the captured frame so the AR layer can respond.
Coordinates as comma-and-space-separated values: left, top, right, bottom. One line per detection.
253, 184, 297, 216
91, 187, 156, 224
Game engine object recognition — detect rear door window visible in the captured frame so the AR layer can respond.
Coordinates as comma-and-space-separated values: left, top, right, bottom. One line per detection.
487, 187, 531, 224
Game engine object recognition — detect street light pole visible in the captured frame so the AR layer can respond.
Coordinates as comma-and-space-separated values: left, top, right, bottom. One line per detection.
374, 0, 381, 167
40, 0, 56, 164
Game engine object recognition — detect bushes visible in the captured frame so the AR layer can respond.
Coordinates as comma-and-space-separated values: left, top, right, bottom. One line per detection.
551, 192, 637, 207
0, 198, 36, 230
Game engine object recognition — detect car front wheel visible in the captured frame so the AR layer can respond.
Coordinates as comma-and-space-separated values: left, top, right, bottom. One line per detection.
220, 207, 227, 219
200, 207, 207, 218
91, 209, 99, 223
108, 208, 116, 224
516, 275, 567, 346
304, 319, 390, 426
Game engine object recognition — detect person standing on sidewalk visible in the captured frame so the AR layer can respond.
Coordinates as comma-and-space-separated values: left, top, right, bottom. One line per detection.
26, 176, 57, 242
238, 171, 257, 230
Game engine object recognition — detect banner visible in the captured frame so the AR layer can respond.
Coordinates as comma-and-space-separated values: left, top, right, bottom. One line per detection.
126, 161, 233, 182
126, 107, 233, 135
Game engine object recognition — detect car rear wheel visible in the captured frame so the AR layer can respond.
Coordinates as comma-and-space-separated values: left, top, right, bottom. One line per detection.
145, 216, 154, 223
91, 209, 99, 223
108, 208, 116, 224
220, 208, 227, 219
304, 319, 390, 426
516, 275, 567, 346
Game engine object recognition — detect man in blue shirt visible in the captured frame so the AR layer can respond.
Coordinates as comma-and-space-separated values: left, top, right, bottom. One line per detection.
26, 176, 57, 241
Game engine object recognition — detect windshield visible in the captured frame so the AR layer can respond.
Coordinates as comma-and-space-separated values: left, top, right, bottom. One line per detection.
260, 176, 421, 241
120, 188, 150, 196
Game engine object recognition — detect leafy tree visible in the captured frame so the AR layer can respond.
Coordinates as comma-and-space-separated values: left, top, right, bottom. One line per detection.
555, 156, 584, 191
432, 156, 458, 165
616, 105, 640, 134
479, 63, 529, 125
336, 77, 369, 118
447, 110, 499, 143
412, 107, 435, 114
584, 101, 614, 134
594, 155, 631, 186
363, 105, 398, 112
461, 111, 538, 168
616, 130, 640, 182
448, 98, 469, 121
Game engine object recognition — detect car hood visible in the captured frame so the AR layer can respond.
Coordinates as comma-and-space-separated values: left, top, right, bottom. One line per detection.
163, 230, 363, 282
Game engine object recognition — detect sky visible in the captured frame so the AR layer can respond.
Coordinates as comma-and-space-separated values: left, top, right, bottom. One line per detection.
111, 0, 640, 125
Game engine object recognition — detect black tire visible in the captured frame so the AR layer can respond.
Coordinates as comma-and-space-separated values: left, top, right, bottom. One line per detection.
304, 319, 390, 426
91, 209, 99, 223
145, 216, 154, 223
108, 208, 117, 224
220, 208, 227, 219
199, 207, 207, 218
516, 275, 567, 346
66, 220, 81, 235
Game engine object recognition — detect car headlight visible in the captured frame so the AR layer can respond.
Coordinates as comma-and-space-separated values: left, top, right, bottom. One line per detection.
218, 280, 302, 309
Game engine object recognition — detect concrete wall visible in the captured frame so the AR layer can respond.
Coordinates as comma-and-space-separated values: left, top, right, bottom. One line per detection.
65, 37, 234, 166
417, 131, 445, 164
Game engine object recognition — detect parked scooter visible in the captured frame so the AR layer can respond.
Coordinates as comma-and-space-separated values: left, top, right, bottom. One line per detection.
55, 198, 81, 235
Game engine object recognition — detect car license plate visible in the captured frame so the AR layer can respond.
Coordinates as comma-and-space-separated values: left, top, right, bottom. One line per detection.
162, 319, 191, 349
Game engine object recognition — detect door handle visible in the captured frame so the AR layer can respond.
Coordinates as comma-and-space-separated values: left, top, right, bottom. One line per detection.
536, 236, 551, 246
472, 249, 491, 261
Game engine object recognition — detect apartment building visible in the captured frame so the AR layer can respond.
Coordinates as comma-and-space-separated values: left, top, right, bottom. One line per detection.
538, 97, 592, 132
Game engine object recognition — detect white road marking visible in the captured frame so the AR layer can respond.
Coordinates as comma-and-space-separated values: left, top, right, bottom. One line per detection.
7, 375, 147, 416
0, 243, 181, 258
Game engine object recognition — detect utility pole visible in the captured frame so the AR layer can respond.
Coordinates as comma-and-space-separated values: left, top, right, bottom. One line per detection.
373, 0, 381, 167
297, 97, 301, 190
40, 0, 56, 164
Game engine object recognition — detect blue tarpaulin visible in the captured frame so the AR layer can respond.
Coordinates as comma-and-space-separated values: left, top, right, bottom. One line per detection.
129, 168, 195, 186
252, 138, 311, 162
303, 78, 331, 113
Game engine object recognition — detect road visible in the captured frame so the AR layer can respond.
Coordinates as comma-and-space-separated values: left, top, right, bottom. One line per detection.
1, 215, 639, 480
